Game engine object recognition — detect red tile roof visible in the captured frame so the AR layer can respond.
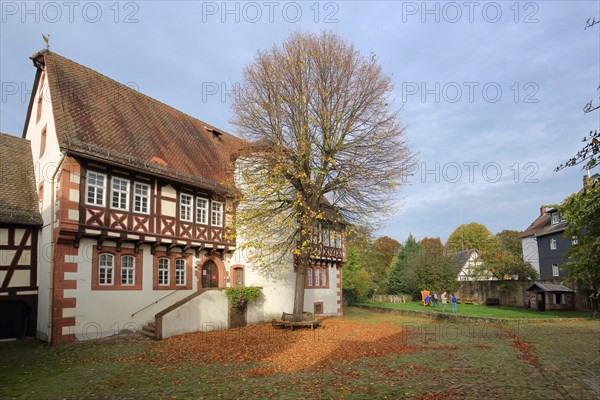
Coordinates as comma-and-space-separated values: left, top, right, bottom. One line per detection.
31, 50, 245, 193
0, 133, 42, 225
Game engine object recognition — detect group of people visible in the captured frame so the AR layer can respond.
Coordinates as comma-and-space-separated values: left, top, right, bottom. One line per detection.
423, 291, 458, 314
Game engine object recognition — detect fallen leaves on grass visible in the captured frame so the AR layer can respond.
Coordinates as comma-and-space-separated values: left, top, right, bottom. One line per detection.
496, 326, 541, 367
123, 318, 425, 375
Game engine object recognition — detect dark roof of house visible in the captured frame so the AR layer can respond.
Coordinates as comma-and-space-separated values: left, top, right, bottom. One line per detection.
453, 249, 478, 273
526, 282, 574, 293
0, 133, 43, 225
454, 249, 477, 264
30, 50, 246, 193
519, 212, 567, 239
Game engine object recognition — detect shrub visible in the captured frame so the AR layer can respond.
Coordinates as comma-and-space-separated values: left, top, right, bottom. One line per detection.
225, 286, 261, 308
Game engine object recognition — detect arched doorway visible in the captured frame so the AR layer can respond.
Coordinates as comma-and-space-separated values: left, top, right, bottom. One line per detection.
201, 260, 219, 288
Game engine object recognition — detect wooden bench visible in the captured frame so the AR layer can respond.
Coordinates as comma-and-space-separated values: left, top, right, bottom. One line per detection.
272, 312, 323, 330
486, 298, 500, 306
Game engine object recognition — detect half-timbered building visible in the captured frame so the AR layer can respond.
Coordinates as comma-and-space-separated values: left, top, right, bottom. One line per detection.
19, 49, 345, 344
0, 133, 42, 339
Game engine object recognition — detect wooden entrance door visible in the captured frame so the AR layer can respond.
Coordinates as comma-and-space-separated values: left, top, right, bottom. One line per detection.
201, 261, 219, 288
230, 305, 247, 328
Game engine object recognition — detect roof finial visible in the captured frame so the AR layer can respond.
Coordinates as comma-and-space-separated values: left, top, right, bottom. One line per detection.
42, 33, 50, 50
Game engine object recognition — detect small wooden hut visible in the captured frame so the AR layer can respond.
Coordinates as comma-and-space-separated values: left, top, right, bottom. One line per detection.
526, 282, 575, 311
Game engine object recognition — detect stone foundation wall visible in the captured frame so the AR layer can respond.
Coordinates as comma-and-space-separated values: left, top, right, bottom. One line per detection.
458, 280, 595, 311
372, 294, 413, 303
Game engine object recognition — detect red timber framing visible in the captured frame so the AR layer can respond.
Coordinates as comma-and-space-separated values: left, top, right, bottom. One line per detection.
0, 225, 39, 338
48, 157, 236, 344
51, 242, 78, 344
76, 160, 234, 251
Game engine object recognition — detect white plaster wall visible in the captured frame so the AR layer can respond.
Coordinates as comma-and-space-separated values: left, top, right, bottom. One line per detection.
24, 69, 62, 341
160, 289, 229, 339
234, 242, 341, 319
303, 265, 340, 316
243, 261, 296, 319
161, 185, 177, 217
59, 238, 251, 341
522, 237, 540, 276
246, 293, 266, 324
64, 239, 200, 340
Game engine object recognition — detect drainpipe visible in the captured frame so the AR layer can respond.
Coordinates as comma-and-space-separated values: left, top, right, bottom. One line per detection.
48, 152, 66, 344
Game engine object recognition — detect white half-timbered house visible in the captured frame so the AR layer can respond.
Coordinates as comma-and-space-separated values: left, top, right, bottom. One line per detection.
18, 50, 345, 344
0, 133, 42, 340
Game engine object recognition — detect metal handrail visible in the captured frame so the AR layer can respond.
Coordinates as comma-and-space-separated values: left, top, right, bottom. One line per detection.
130, 287, 187, 318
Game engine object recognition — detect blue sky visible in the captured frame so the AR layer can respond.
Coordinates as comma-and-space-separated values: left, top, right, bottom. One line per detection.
2, 1, 599, 244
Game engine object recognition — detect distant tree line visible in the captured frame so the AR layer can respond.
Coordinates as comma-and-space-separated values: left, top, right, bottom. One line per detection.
343, 222, 536, 303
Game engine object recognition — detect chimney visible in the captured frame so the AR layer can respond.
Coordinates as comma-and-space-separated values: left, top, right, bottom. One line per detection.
540, 206, 546, 216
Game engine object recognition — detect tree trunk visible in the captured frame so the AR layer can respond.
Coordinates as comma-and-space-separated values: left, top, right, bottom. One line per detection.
292, 251, 309, 322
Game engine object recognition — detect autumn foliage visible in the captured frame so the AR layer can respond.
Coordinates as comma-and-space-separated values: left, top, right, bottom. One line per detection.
133, 319, 421, 376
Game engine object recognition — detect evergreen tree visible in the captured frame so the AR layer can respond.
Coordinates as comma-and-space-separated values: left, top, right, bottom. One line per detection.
410, 238, 458, 293
388, 234, 419, 294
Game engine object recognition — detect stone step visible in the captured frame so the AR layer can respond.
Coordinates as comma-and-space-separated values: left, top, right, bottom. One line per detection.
148, 321, 156, 328
138, 329, 156, 339
143, 324, 155, 333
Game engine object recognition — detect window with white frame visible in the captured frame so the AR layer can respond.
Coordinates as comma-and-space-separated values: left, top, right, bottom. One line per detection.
211, 201, 223, 226
99, 253, 114, 285
196, 197, 208, 224
321, 268, 327, 286
572, 236, 578, 245
551, 213, 560, 225
552, 264, 559, 277
86, 171, 106, 206
121, 255, 135, 285
158, 258, 170, 286
175, 259, 186, 286
307, 267, 313, 287
550, 238, 557, 250
111, 177, 130, 211
314, 267, 320, 286
133, 182, 150, 214
180, 193, 193, 221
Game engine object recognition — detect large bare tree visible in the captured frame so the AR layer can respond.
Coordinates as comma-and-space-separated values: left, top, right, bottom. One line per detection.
231, 31, 416, 320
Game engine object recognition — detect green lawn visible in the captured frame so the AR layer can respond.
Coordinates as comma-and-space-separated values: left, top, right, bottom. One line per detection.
1, 307, 599, 399
360, 300, 594, 319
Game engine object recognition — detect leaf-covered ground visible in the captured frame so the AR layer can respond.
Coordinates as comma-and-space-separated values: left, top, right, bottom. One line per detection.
1, 307, 599, 399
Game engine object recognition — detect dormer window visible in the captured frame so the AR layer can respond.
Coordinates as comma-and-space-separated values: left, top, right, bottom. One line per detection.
551, 212, 561, 225
205, 126, 222, 138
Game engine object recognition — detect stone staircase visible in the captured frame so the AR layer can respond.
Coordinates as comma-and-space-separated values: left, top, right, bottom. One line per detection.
139, 321, 156, 339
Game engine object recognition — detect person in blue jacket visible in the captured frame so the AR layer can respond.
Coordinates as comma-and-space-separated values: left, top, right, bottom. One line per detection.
451, 293, 458, 314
